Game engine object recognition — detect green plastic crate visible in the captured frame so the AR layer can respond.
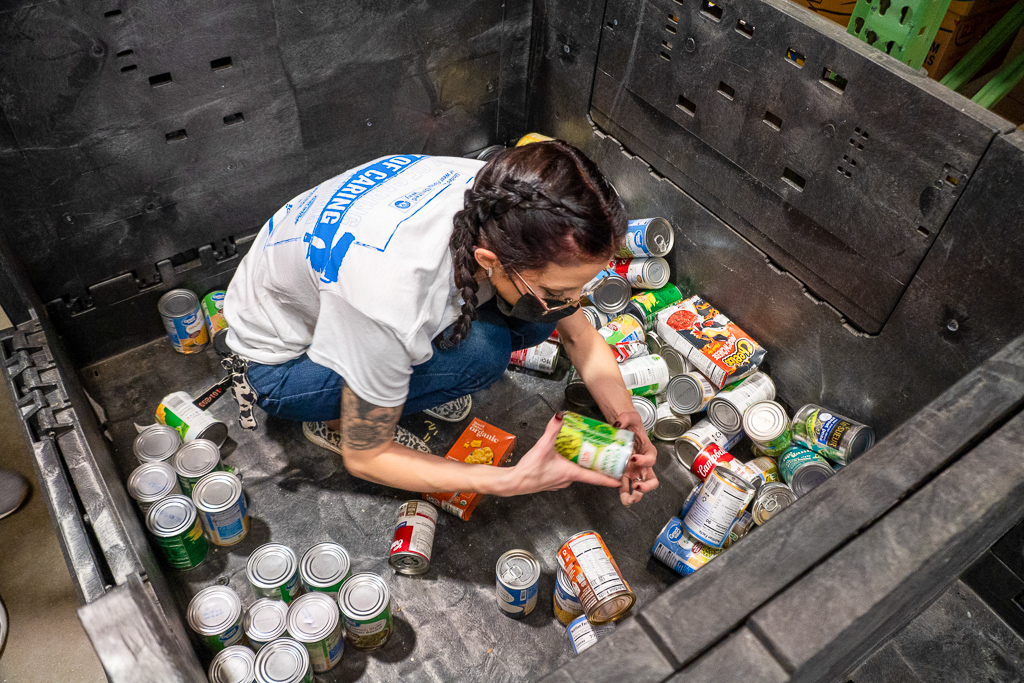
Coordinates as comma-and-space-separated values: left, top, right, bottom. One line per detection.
847, 0, 953, 69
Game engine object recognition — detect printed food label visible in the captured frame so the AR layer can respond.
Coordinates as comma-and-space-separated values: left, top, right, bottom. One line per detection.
566, 535, 628, 605
683, 473, 751, 547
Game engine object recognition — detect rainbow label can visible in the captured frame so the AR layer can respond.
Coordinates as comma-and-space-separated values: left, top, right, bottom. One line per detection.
652, 517, 723, 575
156, 391, 229, 447
158, 289, 209, 353
202, 290, 228, 338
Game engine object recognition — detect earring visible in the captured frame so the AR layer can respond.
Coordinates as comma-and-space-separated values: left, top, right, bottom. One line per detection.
487, 268, 493, 277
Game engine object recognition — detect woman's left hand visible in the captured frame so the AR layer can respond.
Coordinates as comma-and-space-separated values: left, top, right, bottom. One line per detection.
613, 410, 659, 507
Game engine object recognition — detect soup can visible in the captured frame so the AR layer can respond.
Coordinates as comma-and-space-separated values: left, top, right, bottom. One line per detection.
209, 644, 256, 683
564, 367, 596, 407
146, 495, 208, 570
300, 542, 352, 595
558, 531, 635, 624
707, 372, 776, 434
247, 543, 303, 604
389, 500, 438, 575
192, 471, 249, 546
746, 456, 781, 487
778, 446, 835, 497
631, 396, 657, 436
617, 217, 675, 258
172, 439, 223, 497
188, 585, 244, 653
567, 614, 616, 655
583, 270, 632, 314
495, 549, 540, 619
623, 283, 684, 330
158, 289, 209, 354
286, 592, 344, 673
554, 412, 634, 479
652, 401, 691, 441
338, 572, 393, 650
581, 306, 612, 330
132, 425, 182, 465
598, 314, 646, 346
128, 461, 181, 513
619, 354, 671, 397
690, 443, 757, 484
157, 391, 229, 447
666, 371, 718, 414
608, 257, 670, 289
243, 598, 288, 650
652, 517, 722, 576
202, 290, 229, 339
510, 342, 560, 374
254, 638, 312, 683
672, 418, 743, 470
553, 567, 585, 626
791, 404, 875, 465
682, 466, 756, 548
743, 401, 792, 458
752, 482, 799, 525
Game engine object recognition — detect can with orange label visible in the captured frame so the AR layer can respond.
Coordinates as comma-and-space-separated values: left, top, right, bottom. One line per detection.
557, 531, 635, 625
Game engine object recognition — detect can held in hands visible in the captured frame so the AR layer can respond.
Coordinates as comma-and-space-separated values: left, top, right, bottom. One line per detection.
707, 372, 776, 434
188, 585, 244, 653
608, 257, 670, 290
619, 354, 671, 397
510, 342, 561, 374
623, 283, 684, 330
157, 391, 229, 447
567, 615, 616, 655
244, 598, 288, 650
631, 396, 657, 436
791, 404, 875, 465
743, 401, 792, 458
193, 471, 249, 546
778, 446, 835, 496
553, 567, 585, 626
202, 290, 228, 338
617, 218, 674, 258
300, 542, 352, 596
254, 638, 312, 683
209, 645, 256, 683
666, 371, 718, 414
286, 592, 344, 673
496, 549, 541, 618
158, 289, 209, 354
673, 419, 743, 470
554, 412, 634, 479
146, 495, 208, 570
683, 467, 756, 548
172, 439, 223, 497
389, 500, 438, 575
652, 517, 722, 575
558, 531, 635, 624
583, 270, 632, 314
752, 482, 798, 525
133, 425, 182, 465
653, 401, 691, 441
247, 543, 303, 604
338, 572, 393, 650
128, 461, 181, 513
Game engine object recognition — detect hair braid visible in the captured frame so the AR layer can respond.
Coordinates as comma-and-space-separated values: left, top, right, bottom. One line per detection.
440, 198, 486, 349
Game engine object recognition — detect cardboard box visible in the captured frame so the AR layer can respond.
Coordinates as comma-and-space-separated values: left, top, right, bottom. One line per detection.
423, 419, 516, 521
787, 0, 858, 28
924, 4, 1015, 79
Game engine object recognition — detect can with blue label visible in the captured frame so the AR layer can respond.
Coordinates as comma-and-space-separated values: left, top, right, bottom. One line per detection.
680, 483, 702, 518
567, 614, 616, 655
791, 404, 875, 465
192, 471, 249, 546
617, 218, 675, 258
495, 549, 540, 618
158, 289, 209, 354
553, 567, 585, 626
652, 517, 723, 575
187, 585, 244, 653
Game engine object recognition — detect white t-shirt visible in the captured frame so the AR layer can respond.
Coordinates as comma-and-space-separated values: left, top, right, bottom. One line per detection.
224, 154, 490, 407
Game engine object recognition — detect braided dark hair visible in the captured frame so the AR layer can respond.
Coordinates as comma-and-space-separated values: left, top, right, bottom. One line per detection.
443, 139, 627, 347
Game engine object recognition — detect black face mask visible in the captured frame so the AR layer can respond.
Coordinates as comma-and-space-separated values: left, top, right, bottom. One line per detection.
496, 292, 580, 324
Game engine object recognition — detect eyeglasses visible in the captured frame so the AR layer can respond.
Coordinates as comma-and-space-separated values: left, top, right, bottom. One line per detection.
506, 266, 582, 313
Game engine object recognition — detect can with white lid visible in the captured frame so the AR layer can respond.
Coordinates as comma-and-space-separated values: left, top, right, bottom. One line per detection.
743, 400, 792, 458
187, 585, 244, 653
299, 542, 352, 596
172, 439, 223, 496
253, 638, 312, 683
707, 372, 777, 434
192, 471, 248, 546
286, 592, 344, 672
243, 598, 288, 650
247, 544, 303, 604
338, 572, 393, 650
752, 482, 799, 525
208, 644, 256, 683
132, 425, 182, 465
146, 495, 208, 570
127, 461, 181, 513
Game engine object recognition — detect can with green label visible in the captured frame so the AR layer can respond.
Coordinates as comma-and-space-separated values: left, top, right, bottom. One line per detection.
146, 495, 209, 570
188, 585, 244, 653
338, 573, 393, 650
202, 290, 228, 338
791, 404, 875, 465
623, 283, 683, 330
554, 412, 634, 479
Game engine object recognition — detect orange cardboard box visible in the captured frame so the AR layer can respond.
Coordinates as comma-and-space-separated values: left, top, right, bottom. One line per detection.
423, 418, 516, 521
924, 4, 1015, 79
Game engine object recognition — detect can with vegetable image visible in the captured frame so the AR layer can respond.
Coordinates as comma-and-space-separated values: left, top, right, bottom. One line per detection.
554, 412, 634, 480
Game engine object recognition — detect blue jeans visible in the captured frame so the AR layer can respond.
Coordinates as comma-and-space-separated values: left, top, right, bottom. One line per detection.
245, 299, 556, 422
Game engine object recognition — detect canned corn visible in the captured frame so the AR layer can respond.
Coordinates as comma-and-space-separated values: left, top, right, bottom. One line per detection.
495, 549, 540, 619
158, 289, 209, 354
752, 482, 798, 525
146, 495, 208, 570
193, 471, 249, 546
553, 567, 584, 626
286, 592, 344, 673
743, 401, 792, 458
247, 543, 303, 604
338, 572, 393, 650
554, 412, 634, 480
157, 391, 229, 447
132, 425, 182, 465
172, 439, 223, 497
188, 585, 244, 653
558, 531, 635, 624
208, 644, 256, 683
127, 461, 181, 513
567, 615, 616, 655
746, 456, 781, 487
202, 290, 228, 339
683, 466, 756, 548
299, 542, 352, 596
707, 372, 776, 434
244, 598, 288, 650
389, 500, 438, 575
254, 638, 312, 683
791, 404, 875, 465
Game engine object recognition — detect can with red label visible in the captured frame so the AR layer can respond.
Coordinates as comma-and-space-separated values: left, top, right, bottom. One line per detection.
557, 531, 635, 625
389, 501, 438, 575
612, 341, 649, 363
510, 342, 560, 374
672, 418, 743, 470
690, 442, 757, 484
608, 257, 670, 290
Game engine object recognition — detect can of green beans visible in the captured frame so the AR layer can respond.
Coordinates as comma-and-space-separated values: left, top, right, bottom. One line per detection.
146, 495, 208, 570
554, 412, 634, 479
188, 585, 244, 653
338, 572, 393, 651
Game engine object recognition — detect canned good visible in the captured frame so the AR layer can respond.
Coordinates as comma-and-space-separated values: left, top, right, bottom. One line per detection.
623, 283, 684, 330
567, 614, 616, 655
202, 290, 229, 338
510, 342, 560, 373
743, 401, 792, 458
300, 542, 352, 595
209, 645, 257, 683
188, 585, 244, 653
617, 217, 675, 258
752, 482, 798, 525
127, 461, 181, 513
652, 517, 722, 575
157, 390, 229, 447
680, 483, 702, 518
666, 371, 718, 414
658, 345, 692, 377
683, 466, 756, 548
611, 340, 649, 363
645, 330, 664, 355
557, 531, 635, 624
619, 354, 671, 397
516, 132, 554, 145
598, 314, 646, 345
652, 402, 691, 441
746, 456, 780, 487
146, 495, 208, 570
286, 592, 344, 673
723, 510, 755, 548
247, 544, 303, 604
582, 270, 632, 314
690, 442, 757, 484
158, 289, 209, 353
673, 419, 743, 470
389, 500, 438, 575
132, 425, 182, 464
338, 572, 393, 650
172, 439, 223, 496
564, 367, 596, 407
778, 446, 835, 496
608, 257, 670, 289
495, 549, 541, 619
581, 306, 612, 330
553, 567, 585, 626
631, 396, 657, 435
254, 638, 312, 683
554, 412, 634, 479
244, 598, 289, 650
193, 471, 249, 546
791, 404, 875, 465
707, 372, 777, 434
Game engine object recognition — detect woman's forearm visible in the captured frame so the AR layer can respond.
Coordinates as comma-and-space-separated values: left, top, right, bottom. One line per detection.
558, 313, 636, 422
343, 443, 514, 495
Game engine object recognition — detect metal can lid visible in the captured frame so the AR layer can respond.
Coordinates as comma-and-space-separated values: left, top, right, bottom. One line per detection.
285, 592, 340, 643
244, 599, 289, 643
591, 591, 635, 624
846, 425, 875, 460
254, 638, 310, 683
496, 550, 541, 590
639, 217, 675, 257
133, 425, 182, 463
591, 274, 632, 313
300, 542, 351, 589
173, 439, 222, 478
645, 330, 662, 353
630, 396, 657, 432
208, 645, 256, 683
193, 471, 243, 513
128, 462, 179, 503
658, 346, 689, 377
158, 288, 200, 318
707, 397, 743, 434
641, 258, 670, 289
653, 412, 691, 442
791, 460, 835, 496
146, 495, 197, 537
752, 482, 798, 524
743, 401, 789, 443
247, 544, 299, 589
666, 373, 704, 414
673, 438, 699, 469
339, 572, 390, 620
710, 464, 757, 494
188, 585, 242, 636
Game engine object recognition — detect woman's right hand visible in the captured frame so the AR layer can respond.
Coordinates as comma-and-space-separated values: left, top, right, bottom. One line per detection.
499, 412, 622, 496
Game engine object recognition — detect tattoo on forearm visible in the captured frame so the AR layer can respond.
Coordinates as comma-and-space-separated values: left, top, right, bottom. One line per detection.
341, 386, 402, 451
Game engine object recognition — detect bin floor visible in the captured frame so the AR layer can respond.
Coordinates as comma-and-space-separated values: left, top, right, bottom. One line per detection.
82, 339, 697, 682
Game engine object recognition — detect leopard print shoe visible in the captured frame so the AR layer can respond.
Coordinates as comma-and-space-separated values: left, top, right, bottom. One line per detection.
302, 422, 431, 455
